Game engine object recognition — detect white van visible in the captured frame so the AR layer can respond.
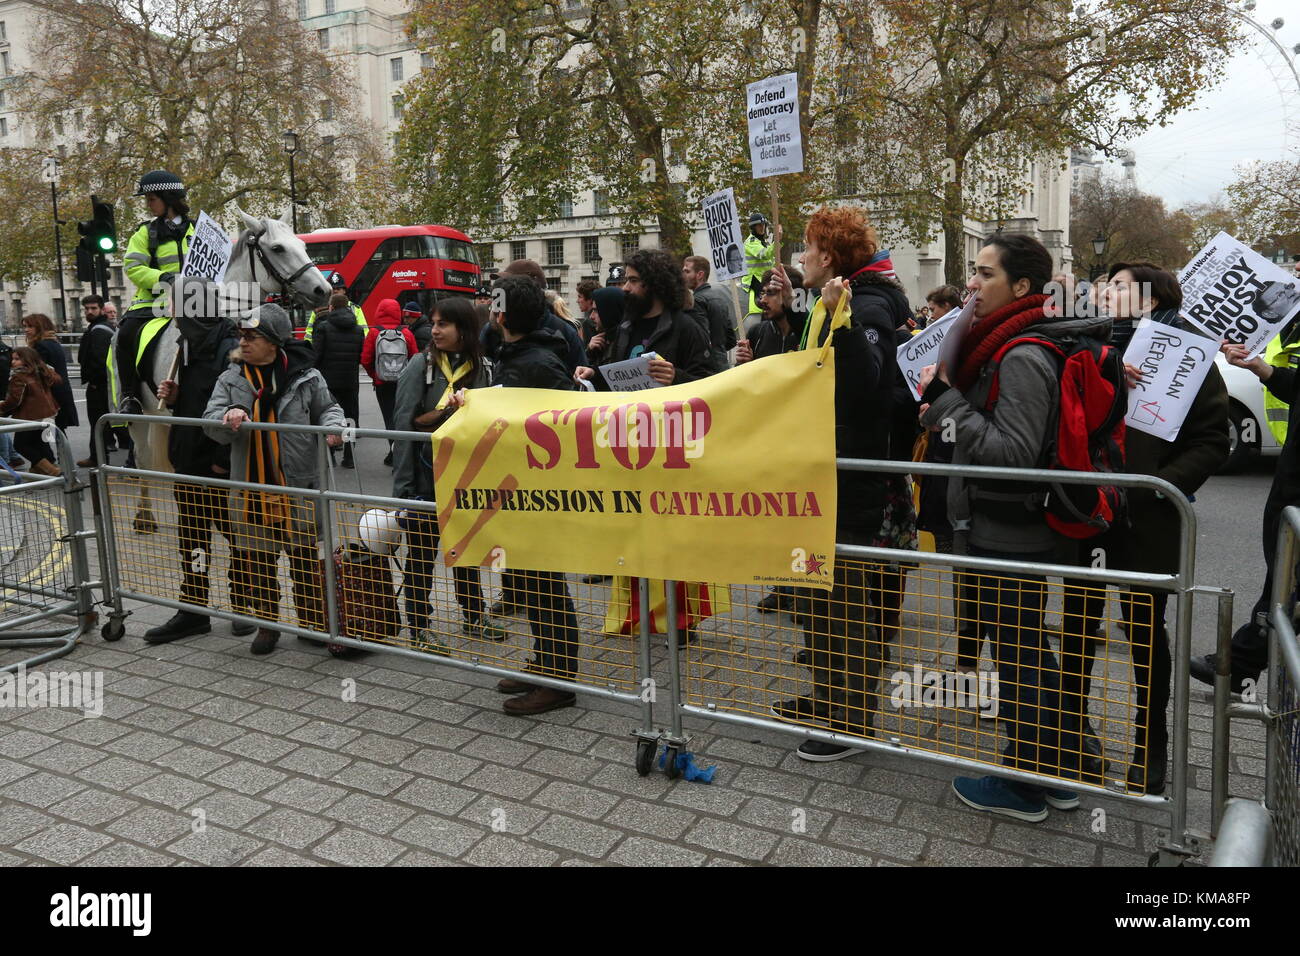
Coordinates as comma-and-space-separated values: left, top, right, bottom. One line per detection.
1218, 353, 1282, 471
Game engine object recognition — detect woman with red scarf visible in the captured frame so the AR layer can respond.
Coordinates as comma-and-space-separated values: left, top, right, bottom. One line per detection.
918, 234, 1111, 823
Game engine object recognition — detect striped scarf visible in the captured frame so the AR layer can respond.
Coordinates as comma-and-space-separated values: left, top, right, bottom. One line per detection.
241, 360, 289, 527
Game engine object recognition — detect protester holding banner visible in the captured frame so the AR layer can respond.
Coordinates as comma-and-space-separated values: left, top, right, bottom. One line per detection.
1059, 262, 1229, 795
768, 205, 915, 763
918, 234, 1104, 819
393, 295, 504, 648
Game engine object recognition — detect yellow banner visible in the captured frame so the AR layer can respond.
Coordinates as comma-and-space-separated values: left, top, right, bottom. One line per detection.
433, 348, 836, 588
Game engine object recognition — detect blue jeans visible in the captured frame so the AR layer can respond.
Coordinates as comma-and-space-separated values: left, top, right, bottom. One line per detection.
968, 545, 1076, 779
0, 432, 13, 463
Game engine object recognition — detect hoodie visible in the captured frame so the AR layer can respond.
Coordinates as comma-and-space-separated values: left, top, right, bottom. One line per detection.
360, 298, 418, 384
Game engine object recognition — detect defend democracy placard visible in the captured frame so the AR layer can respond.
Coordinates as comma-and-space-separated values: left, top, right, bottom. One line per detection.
1179, 231, 1300, 358
746, 73, 804, 179
433, 350, 836, 588
1122, 317, 1218, 442
701, 188, 746, 281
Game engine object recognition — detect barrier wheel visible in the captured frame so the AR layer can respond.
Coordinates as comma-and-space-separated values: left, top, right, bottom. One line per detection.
664, 746, 681, 780
101, 619, 124, 642
634, 739, 655, 777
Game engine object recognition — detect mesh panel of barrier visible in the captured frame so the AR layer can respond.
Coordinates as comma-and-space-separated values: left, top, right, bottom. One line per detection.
0, 478, 75, 626
1270, 659, 1300, 866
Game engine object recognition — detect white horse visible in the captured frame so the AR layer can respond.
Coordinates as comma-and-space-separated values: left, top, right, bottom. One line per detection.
124, 206, 331, 533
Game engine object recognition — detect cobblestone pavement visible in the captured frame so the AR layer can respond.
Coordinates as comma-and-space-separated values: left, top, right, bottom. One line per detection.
0, 583, 1268, 867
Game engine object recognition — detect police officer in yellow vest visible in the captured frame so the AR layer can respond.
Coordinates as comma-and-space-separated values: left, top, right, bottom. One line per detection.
1263, 323, 1300, 445
113, 170, 196, 414
303, 270, 366, 341
743, 213, 776, 324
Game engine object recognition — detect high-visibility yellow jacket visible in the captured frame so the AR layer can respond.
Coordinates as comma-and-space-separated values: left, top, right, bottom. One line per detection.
1264, 332, 1300, 445
743, 232, 774, 315
304, 302, 367, 341
122, 219, 195, 311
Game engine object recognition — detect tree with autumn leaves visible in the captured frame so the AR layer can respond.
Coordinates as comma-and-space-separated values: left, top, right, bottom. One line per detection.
397, 0, 1243, 281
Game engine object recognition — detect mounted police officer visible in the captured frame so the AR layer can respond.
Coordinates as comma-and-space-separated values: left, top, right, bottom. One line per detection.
113, 170, 195, 414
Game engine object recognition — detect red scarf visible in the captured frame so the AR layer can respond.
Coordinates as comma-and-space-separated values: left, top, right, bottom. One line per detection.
953, 293, 1050, 392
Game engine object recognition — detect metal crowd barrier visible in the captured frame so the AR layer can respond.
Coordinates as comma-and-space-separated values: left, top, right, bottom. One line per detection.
0, 419, 98, 673
94, 414, 661, 773
1216, 504, 1300, 866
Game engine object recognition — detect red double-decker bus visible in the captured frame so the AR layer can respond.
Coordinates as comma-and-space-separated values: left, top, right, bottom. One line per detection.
297, 224, 481, 322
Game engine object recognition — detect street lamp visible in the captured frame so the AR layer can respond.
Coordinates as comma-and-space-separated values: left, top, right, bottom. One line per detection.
589, 248, 602, 280
283, 130, 299, 233
41, 157, 68, 325
1089, 233, 1108, 282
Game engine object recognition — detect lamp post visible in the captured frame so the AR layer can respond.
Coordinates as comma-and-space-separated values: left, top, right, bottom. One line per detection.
590, 249, 602, 281
41, 157, 68, 325
283, 130, 299, 233
1089, 233, 1108, 283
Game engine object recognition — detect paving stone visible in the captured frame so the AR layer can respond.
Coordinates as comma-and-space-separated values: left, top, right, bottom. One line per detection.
152, 745, 233, 777
0, 730, 57, 759
241, 708, 312, 736
189, 696, 262, 722
262, 778, 350, 813
393, 778, 478, 816
770, 836, 877, 867
858, 767, 948, 804
144, 685, 215, 710
393, 850, 465, 867
15, 823, 114, 864
189, 790, 273, 829
896, 802, 994, 845
172, 717, 243, 747
399, 749, 481, 782
520, 723, 601, 754
608, 836, 707, 867
53, 719, 133, 747
300, 698, 363, 723
27, 741, 106, 774
277, 746, 352, 778
701, 736, 789, 768
338, 733, 422, 766
808, 781, 903, 822
107, 807, 191, 847
103, 730, 184, 761
222, 732, 299, 763
459, 795, 550, 836
204, 760, 289, 795
347, 709, 422, 737
324, 793, 417, 835
118, 705, 193, 733
49, 790, 139, 828
401, 722, 480, 751
331, 761, 413, 797
288, 720, 364, 749
390, 815, 486, 858
312, 827, 406, 866
521, 749, 605, 782
461, 763, 546, 801
80, 756, 159, 789
246, 808, 337, 850
736, 796, 833, 840
0, 804, 54, 843
532, 780, 621, 819
127, 773, 216, 810
825, 817, 928, 863
459, 734, 539, 767
605, 799, 698, 840
684, 818, 779, 862
463, 834, 559, 867
244, 847, 326, 866
530, 814, 622, 859
730, 766, 814, 802
588, 763, 674, 799
81, 843, 177, 867
0, 757, 37, 787
167, 827, 263, 866
990, 823, 1100, 866
920, 839, 1031, 867
663, 781, 747, 816
405, 697, 477, 724
4, 772, 85, 809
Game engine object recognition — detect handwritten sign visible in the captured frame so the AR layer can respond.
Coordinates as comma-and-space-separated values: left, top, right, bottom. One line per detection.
746, 73, 803, 179
600, 353, 659, 392
702, 188, 745, 281
1122, 318, 1218, 442
897, 313, 958, 400
932, 294, 978, 378
182, 211, 232, 285
1179, 231, 1300, 359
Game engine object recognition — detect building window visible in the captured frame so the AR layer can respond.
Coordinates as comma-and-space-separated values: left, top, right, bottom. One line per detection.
582, 235, 599, 263
0, 90, 5, 109
0, 21, 6, 40
1, 51, 10, 76
421, 52, 433, 71
317, 28, 329, 49
297, 0, 307, 17
391, 94, 403, 119
391, 58, 404, 82
321, 100, 333, 121
546, 238, 565, 266
112, 266, 123, 286
324, 0, 335, 13
475, 243, 496, 270
593, 189, 609, 215
0, 118, 7, 138
620, 234, 638, 259
558, 195, 573, 218
510, 240, 527, 262
322, 134, 336, 160
491, 201, 505, 223
546, 276, 561, 293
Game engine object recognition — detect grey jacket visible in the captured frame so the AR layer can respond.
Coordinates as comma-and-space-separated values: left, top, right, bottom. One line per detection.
920, 312, 1111, 553
392, 351, 492, 500
202, 351, 345, 549
690, 282, 739, 373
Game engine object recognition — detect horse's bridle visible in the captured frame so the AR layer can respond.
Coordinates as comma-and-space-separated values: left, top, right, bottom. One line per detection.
246, 228, 317, 302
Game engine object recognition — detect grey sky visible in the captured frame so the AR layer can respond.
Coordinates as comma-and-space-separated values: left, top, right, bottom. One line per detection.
1123, 0, 1298, 211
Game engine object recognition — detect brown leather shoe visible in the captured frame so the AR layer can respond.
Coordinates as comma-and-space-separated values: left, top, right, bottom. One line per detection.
496, 676, 538, 694
503, 686, 576, 715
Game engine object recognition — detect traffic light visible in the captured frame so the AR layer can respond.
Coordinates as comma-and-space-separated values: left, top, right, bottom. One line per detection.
77, 194, 117, 256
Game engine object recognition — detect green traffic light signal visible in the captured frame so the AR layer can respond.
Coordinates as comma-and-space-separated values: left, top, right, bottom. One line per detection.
97, 235, 115, 252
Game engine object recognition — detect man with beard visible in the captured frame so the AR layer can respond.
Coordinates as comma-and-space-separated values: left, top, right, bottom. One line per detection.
575, 248, 712, 388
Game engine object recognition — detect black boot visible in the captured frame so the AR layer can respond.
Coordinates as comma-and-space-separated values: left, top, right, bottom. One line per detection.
144, 610, 211, 645
341, 445, 355, 469
1127, 740, 1168, 794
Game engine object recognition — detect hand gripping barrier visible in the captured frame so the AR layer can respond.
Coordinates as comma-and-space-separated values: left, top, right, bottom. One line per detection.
94, 413, 660, 773
0, 419, 98, 673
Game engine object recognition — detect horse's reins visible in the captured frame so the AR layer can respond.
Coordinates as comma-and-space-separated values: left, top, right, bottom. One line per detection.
245, 228, 316, 303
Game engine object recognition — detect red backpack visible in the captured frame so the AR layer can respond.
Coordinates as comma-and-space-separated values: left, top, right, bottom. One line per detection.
986, 334, 1128, 539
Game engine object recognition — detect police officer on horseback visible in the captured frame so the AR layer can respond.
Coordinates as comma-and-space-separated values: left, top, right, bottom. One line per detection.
113, 170, 195, 413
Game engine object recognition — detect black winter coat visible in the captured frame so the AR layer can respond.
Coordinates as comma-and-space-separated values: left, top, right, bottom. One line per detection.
605, 308, 713, 386
813, 272, 911, 533
483, 310, 584, 375
79, 319, 114, 389
312, 307, 365, 397
494, 330, 577, 391
168, 315, 237, 478
407, 317, 433, 353
33, 338, 78, 429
